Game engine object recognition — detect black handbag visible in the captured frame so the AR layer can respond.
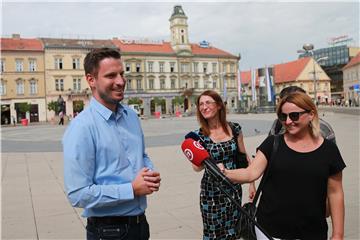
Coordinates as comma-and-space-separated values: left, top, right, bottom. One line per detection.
229, 122, 249, 169
237, 135, 280, 240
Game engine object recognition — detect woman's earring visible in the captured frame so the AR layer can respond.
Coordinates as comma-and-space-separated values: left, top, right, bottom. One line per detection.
309, 121, 313, 128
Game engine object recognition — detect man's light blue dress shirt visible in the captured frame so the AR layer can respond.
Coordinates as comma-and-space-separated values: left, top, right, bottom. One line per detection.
63, 97, 154, 217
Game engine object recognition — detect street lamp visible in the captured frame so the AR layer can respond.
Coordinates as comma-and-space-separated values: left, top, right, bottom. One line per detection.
297, 44, 328, 104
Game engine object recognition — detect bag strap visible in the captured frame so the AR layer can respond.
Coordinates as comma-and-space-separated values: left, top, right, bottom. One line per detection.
229, 122, 239, 146
252, 134, 280, 205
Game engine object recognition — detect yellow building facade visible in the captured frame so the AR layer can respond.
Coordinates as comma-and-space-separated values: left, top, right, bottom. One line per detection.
1, 35, 46, 124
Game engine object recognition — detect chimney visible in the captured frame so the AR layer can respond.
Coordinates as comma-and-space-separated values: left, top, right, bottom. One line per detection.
12, 34, 21, 39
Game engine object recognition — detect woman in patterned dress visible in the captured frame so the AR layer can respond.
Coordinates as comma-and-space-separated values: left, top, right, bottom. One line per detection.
191, 90, 256, 240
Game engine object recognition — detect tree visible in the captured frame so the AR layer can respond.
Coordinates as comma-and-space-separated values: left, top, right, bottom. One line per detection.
128, 97, 142, 105
172, 96, 184, 106
48, 101, 60, 114
17, 102, 32, 114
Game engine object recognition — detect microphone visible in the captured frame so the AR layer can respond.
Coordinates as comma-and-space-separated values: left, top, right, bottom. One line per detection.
181, 138, 237, 191
180, 138, 274, 240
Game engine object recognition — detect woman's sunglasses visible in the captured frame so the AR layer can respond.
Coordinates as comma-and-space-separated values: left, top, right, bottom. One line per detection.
278, 110, 310, 122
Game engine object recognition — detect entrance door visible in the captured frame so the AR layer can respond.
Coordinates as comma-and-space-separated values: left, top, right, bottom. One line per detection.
30, 104, 39, 122
1, 104, 10, 125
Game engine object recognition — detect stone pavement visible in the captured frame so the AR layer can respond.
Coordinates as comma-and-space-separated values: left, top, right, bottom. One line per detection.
1, 112, 359, 239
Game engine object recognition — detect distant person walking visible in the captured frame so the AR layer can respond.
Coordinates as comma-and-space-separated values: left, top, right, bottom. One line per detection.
11, 115, 16, 126
58, 111, 64, 125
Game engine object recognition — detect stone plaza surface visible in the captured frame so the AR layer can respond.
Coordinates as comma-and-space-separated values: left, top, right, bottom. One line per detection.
1, 111, 359, 239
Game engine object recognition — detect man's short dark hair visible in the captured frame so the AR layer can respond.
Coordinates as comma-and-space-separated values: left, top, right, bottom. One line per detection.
279, 86, 306, 99
84, 48, 121, 77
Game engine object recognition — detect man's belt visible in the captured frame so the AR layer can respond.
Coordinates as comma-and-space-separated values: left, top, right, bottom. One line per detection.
88, 213, 146, 225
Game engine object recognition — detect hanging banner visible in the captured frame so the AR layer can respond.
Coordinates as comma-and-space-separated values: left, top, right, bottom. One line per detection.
251, 69, 257, 102
237, 67, 242, 101
265, 67, 273, 102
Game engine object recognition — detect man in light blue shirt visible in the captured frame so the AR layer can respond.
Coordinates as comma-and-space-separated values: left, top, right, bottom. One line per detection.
63, 48, 161, 240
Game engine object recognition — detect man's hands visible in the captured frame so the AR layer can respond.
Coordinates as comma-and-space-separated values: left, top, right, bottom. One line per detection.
132, 168, 161, 196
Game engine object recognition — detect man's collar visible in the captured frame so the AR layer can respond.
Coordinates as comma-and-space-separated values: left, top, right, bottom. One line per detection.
90, 97, 127, 121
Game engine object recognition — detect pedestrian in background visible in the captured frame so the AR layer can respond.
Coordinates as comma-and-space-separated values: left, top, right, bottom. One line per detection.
58, 111, 64, 125
63, 48, 161, 240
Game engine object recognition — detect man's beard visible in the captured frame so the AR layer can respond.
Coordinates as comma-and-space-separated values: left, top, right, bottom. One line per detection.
99, 91, 122, 105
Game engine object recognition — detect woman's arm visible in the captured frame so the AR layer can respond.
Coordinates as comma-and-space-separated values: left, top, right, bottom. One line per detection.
237, 132, 256, 200
224, 149, 268, 184
328, 172, 345, 240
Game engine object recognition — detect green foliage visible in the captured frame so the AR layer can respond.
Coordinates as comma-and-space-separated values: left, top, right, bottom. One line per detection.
47, 101, 60, 113
128, 97, 142, 105
17, 102, 32, 113
153, 97, 164, 106
172, 96, 184, 106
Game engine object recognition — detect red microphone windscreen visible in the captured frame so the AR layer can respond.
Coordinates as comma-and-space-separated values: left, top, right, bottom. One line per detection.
181, 138, 210, 167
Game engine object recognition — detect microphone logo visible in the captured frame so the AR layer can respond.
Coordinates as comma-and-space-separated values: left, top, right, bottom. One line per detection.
193, 140, 205, 150
184, 149, 193, 161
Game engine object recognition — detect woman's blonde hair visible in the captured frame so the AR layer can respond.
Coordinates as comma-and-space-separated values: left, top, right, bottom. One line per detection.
196, 90, 229, 136
276, 92, 320, 138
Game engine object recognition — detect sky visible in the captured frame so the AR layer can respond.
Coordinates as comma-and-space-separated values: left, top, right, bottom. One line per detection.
1, 1, 359, 70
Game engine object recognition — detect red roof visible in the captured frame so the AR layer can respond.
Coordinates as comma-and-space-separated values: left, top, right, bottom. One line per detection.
343, 52, 360, 70
191, 44, 237, 58
239, 70, 259, 86
0, 37, 43, 51
273, 57, 311, 83
112, 39, 237, 58
239, 57, 311, 86
112, 39, 174, 54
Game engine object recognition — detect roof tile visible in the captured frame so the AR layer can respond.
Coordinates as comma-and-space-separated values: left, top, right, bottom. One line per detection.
0, 38, 43, 51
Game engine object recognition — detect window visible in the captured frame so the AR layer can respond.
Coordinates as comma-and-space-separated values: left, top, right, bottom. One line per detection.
171, 79, 176, 89
72, 58, 80, 69
149, 79, 154, 89
136, 63, 140, 73
230, 64, 235, 73
127, 79, 132, 90
16, 60, 23, 72
213, 79, 217, 88
160, 79, 165, 89
148, 62, 153, 73
29, 80, 38, 95
16, 80, 24, 95
181, 63, 189, 73
73, 78, 81, 91
0, 80, 6, 95
0, 60, 4, 72
223, 63, 227, 72
193, 62, 198, 73
170, 62, 175, 73
55, 58, 63, 69
203, 63, 208, 73
29, 59, 37, 71
212, 63, 217, 73
126, 63, 131, 72
194, 80, 199, 89
55, 79, 64, 91
159, 62, 164, 73
136, 79, 142, 90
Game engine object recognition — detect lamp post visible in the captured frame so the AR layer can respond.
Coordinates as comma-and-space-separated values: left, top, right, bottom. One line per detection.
298, 44, 328, 104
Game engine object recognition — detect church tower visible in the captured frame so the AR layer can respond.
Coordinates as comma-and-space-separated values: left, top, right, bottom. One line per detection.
169, 5, 192, 55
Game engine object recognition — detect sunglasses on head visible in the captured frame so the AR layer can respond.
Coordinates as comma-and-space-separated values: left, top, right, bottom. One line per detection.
278, 110, 310, 122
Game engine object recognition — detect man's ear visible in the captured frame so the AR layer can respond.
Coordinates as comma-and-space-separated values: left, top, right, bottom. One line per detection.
86, 73, 96, 88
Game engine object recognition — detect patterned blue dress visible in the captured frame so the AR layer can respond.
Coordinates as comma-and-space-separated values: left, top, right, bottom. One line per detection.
195, 122, 243, 240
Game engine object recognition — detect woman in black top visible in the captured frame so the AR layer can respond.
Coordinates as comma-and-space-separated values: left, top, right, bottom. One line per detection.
223, 92, 345, 240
